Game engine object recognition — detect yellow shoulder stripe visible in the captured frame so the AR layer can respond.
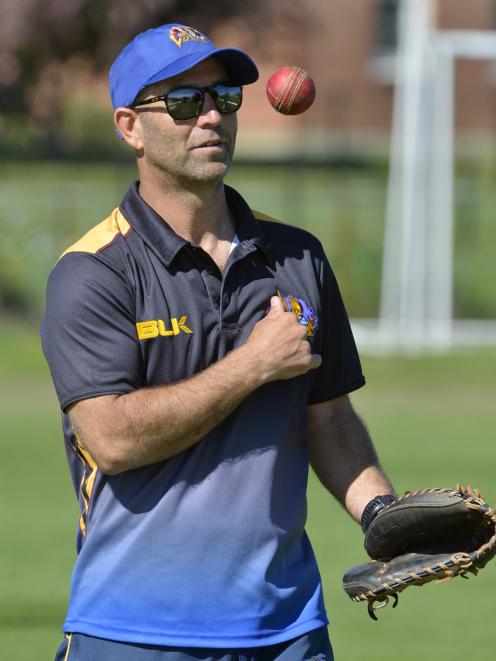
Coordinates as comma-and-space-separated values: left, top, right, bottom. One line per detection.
59, 208, 131, 260
252, 209, 282, 224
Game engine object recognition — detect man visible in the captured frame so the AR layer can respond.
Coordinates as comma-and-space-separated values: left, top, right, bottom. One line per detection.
42, 23, 394, 661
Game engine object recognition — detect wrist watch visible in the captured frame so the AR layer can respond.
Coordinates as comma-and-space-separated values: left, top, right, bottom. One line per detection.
361, 494, 396, 533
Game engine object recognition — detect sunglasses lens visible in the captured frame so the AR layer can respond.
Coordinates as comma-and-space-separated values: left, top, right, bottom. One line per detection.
212, 85, 243, 113
166, 88, 203, 120
165, 85, 243, 120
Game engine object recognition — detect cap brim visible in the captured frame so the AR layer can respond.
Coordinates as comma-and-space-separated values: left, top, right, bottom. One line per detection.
144, 47, 259, 91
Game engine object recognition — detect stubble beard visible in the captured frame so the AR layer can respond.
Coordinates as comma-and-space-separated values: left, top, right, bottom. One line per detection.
180, 143, 234, 187
143, 123, 236, 191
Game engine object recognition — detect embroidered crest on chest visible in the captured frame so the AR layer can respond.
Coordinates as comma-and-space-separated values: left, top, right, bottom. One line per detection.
279, 291, 319, 338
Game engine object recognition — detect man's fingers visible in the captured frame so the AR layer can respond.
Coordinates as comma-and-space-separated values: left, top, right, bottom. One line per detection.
309, 354, 322, 370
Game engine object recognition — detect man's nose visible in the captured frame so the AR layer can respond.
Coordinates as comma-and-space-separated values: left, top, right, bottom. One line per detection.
197, 92, 222, 125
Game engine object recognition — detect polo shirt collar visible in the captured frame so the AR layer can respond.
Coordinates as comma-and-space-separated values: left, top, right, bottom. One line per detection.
120, 182, 187, 267
119, 182, 272, 267
224, 185, 273, 262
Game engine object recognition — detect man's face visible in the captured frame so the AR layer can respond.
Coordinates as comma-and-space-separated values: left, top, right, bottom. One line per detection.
135, 58, 238, 187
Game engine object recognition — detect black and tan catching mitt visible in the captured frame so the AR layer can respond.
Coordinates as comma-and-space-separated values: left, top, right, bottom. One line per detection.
343, 486, 496, 619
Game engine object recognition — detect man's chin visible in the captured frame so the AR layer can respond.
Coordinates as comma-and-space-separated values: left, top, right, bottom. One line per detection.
187, 162, 231, 185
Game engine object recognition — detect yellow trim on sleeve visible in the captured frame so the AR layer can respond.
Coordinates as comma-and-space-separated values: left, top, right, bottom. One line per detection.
59, 208, 131, 259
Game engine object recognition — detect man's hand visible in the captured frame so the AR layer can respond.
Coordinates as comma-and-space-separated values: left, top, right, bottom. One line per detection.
243, 295, 321, 383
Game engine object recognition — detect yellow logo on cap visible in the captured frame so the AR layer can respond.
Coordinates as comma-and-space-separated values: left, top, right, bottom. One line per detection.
169, 26, 208, 48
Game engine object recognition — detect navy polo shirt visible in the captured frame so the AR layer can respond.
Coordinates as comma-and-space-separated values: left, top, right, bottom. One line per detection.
42, 182, 365, 647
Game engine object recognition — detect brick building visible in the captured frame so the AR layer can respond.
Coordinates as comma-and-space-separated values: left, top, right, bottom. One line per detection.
213, 0, 496, 155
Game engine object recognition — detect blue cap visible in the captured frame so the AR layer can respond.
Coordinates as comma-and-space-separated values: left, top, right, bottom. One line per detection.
109, 24, 259, 109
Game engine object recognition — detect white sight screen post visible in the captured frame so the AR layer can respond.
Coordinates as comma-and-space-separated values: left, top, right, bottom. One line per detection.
360, 0, 496, 352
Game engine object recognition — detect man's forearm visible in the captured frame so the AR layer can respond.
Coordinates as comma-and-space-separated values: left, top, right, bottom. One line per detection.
308, 397, 395, 522
70, 343, 264, 474
343, 464, 394, 523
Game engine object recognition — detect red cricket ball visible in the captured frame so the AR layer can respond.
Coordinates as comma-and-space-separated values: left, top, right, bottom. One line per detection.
266, 66, 316, 115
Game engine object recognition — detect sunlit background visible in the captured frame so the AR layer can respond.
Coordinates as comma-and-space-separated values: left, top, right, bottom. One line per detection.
1, 1, 495, 660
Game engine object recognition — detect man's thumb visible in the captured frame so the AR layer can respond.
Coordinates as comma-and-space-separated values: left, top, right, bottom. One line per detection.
269, 295, 284, 315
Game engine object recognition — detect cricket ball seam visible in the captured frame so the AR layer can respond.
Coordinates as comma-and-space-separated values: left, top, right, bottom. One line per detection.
284, 69, 307, 113
276, 67, 299, 112
275, 66, 302, 113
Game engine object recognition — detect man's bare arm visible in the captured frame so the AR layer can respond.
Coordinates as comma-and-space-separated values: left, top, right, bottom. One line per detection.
307, 395, 395, 522
69, 296, 321, 475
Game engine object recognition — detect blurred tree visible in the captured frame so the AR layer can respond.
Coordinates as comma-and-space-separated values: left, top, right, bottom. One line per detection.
0, 0, 308, 316
0, 0, 305, 156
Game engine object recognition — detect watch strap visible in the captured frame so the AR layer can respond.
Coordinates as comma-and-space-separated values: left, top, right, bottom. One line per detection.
361, 494, 396, 533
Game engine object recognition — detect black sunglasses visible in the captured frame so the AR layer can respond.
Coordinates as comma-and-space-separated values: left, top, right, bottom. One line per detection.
130, 83, 243, 120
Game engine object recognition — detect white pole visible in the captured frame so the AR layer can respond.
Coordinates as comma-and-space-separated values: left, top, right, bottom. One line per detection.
374, 24, 496, 351
380, 0, 436, 347
428, 38, 454, 345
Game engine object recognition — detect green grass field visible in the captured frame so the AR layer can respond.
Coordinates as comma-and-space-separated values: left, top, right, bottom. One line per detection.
1, 159, 496, 319
2, 320, 496, 660
1, 158, 495, 658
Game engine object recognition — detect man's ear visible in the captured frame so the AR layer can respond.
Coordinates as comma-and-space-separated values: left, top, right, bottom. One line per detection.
113, 107, 144, 150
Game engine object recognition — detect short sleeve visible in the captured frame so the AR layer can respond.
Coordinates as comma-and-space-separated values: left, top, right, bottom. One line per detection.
307, 250, 365, 404
41, 252, 143, 411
